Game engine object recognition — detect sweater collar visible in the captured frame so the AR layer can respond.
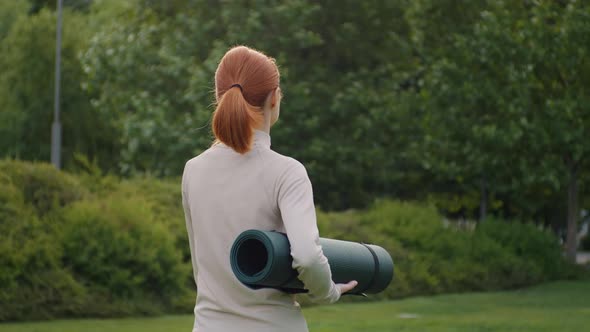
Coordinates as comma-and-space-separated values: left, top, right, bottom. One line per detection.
253, 130, 271, 149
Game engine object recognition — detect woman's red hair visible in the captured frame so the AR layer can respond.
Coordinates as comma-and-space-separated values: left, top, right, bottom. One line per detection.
212, 46, 280, 154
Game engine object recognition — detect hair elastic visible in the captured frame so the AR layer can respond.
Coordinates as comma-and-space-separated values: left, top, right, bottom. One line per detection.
230, 83, 243, 92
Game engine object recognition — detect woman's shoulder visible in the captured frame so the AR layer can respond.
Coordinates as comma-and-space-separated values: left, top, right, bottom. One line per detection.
182, 145, 309, 181
262, 148, 305, 170
261, 149, 310, 182
182, 146, 219, 173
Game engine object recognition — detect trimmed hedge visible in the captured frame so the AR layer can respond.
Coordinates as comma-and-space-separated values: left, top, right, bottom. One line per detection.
59, 197, 190, 314
0, 160, 584, 320
0, 161, 192, 321
0, 160, 87, 216
0, 176, 86, 321
317, 200, 583, 301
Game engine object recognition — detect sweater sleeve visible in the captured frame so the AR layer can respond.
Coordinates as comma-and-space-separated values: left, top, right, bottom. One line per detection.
277, 160, 340, 304
182, 164, 199, 289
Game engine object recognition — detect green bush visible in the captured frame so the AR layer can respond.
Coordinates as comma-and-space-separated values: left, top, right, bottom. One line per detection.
0, 161, 193, 321
108, 178, 189, 260
476, 218, 566, 280
0, 182, 86, 321
0, 160, 87, 216
318, 200, 578, 301
78, 174, 189, 262
58, 196, 190, 316
0, 160, 582, 320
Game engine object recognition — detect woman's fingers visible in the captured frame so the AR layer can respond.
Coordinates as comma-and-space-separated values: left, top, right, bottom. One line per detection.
338, 280, 358, 295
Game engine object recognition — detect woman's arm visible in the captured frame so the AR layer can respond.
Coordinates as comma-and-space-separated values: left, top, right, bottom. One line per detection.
182, 164, 199, 289
277, 160, 340, 304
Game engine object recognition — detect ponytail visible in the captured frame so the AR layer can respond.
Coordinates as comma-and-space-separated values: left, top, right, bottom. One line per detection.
212, 46, 280, 154
212, 86, 262, 154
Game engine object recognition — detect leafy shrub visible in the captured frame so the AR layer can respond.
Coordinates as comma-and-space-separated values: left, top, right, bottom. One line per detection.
476, 218, 567, 280
0, 160, 87, 216
109, 178, 188, 259
0, 160, 582, 320
78, 174, 189, 261
318, 200, 578, 301
58, 196, 190, 315
0, 160, 193, 321
0, 182, 86, 321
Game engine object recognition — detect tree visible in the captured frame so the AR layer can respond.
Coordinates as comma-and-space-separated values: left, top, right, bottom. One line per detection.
82, 0, 425, 209
419, 0, 590, 259
520, 1, 590, 260
0, 9, 117, 170
0, 1, 29, 40
201, 0, 421, 209
81, 4, 212, 176
420, 3, 532, 221
28, 0, 94, 14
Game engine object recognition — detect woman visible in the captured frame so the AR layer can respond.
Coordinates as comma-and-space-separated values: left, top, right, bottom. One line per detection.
182, 46, 357, 332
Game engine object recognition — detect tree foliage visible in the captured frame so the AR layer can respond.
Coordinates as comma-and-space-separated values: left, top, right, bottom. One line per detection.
0, 7, 117, 170
420, 0, 590, 257
0, 0, 587, 235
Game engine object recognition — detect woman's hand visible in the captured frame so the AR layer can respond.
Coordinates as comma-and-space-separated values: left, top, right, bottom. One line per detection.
338, 280, 358, 295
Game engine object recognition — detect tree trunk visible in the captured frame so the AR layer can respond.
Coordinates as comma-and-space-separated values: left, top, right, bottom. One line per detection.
565, 167, 579, 262
479, 177, 488, 222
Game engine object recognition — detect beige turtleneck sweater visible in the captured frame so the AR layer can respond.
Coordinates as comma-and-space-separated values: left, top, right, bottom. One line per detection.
181, 130, 340, 332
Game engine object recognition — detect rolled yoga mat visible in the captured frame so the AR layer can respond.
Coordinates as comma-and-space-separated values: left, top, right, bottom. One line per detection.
230, 230, 394, 295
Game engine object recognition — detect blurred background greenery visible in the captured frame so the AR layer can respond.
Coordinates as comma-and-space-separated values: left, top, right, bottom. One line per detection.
0, 0, 589, 325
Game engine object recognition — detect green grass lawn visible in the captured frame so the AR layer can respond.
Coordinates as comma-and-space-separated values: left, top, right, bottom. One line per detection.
2, 280, 589, 332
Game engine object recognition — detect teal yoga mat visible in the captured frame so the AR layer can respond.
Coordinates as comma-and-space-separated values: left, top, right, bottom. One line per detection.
230, 230, 394, 295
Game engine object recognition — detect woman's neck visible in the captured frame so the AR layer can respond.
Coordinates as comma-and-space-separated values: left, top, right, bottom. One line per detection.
255, 108, 272, 134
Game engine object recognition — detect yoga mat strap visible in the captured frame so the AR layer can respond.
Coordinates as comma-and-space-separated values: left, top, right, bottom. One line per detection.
281, 287, 309, 294
359, 242, 380, 294
280, 274, 309, 293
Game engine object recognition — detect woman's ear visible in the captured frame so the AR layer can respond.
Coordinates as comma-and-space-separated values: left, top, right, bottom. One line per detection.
264, 87, 280, 110
263, 89, 275, 110
270, 88, 278, 108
